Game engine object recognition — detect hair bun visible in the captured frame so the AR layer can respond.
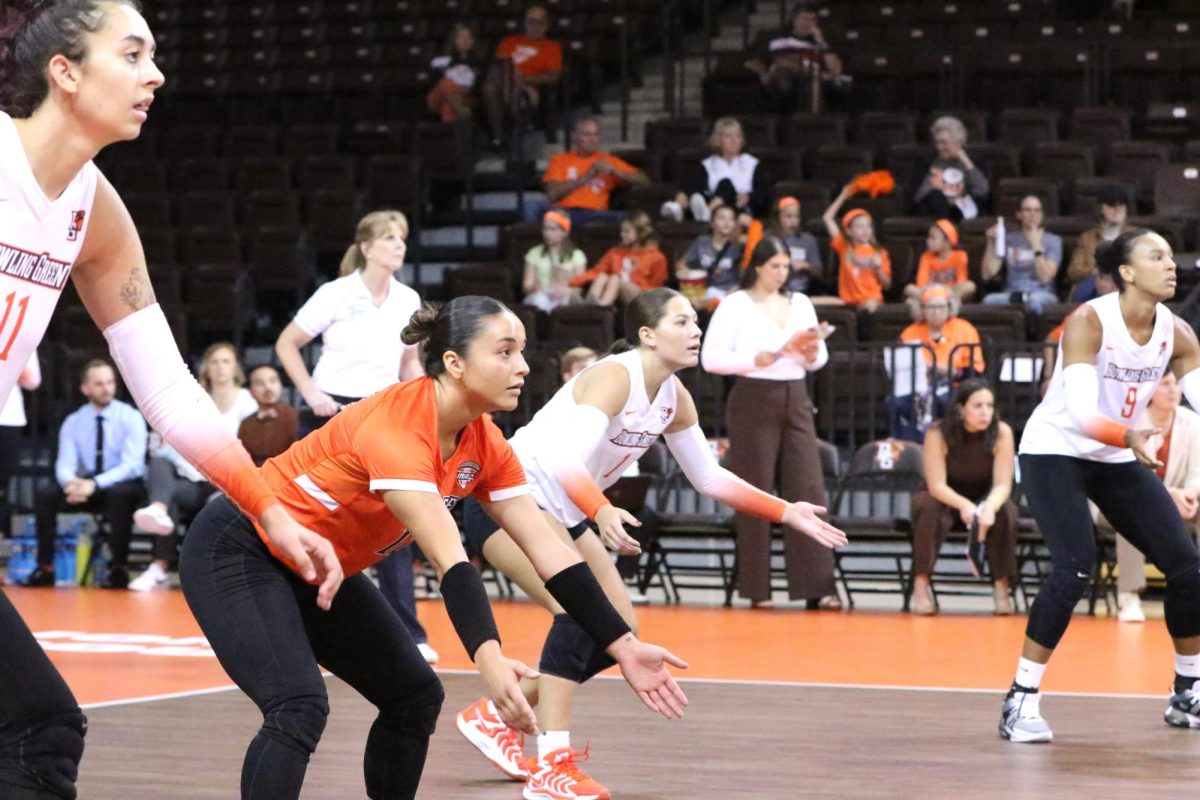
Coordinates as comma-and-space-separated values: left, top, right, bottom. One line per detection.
401, 302, 440, 346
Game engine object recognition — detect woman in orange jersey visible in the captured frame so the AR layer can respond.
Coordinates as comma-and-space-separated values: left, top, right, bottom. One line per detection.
179, 296, 689, 800
455, 289, 846, 800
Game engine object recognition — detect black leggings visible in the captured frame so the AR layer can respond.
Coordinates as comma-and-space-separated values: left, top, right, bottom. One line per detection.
0, 590, 86, 799
1021, 454, 1200, 650
180, 496, 444, 800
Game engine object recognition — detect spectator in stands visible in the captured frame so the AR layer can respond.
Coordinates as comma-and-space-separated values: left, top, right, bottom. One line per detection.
890, 285, 985, 442
768, 196, 835, 300
238, 365, 299, 468
822, 186, 892, 312
701, 237, 839, 610
25, 360, 147, 589
276, 210, 422, 438
744, 2, 845, 113
911, 116, 989, 221
981, 194, 1063, 314
522, 209, 586, 312
1097, 372, 1200, 623
560, 346, 598, 381
903, 219, 975, 319
675, 205, 743, 309
275, 209, 435, 662
527, 116, 648, 228
910, 379, 1018, 615
570, 211, 668, 306
1067, 185, 1133, 302
129, 342, 257, 592
0, 352, 38, 539
482, 4, 563, 146
662, 117, 771, 224
426, 23, 486, 123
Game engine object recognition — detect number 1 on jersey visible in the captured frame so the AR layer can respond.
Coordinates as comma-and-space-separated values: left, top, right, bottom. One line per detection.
0, 292, 30, 361
1120, 386, 1137, 419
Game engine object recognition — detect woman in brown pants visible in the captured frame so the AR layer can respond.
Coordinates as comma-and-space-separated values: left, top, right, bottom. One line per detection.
911, 378, 1018, 615
701, 238, 839, 609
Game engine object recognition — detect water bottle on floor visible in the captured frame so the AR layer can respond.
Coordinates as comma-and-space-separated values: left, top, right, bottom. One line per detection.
6, 519, 36, 585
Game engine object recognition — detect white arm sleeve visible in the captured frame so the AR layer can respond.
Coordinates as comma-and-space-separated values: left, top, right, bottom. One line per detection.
545, 403, 614, 518
1063, 362, 1102, 431
104, 304, 277, 517
1180, 368, 1200, 415
663, 424, 786, 522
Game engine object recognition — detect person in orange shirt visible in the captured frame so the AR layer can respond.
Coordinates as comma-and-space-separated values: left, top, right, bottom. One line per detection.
903, 219, 976, 319
571, 212, 668, 306
890, 284, 985, 441
482, 5, 563, 146
527, 116, 648, 228
179, 296, 689, 800
822, 186, 892, 311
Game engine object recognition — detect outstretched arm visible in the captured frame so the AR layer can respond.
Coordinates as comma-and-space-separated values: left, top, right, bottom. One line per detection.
545, 363, 644, 553
484, 494, 689, 718
384, 490, 540, 734
73, 175, 342, 608
663, 385, 846, 548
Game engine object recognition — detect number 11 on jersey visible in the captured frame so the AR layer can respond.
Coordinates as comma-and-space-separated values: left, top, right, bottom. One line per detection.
0, 291, 30, 361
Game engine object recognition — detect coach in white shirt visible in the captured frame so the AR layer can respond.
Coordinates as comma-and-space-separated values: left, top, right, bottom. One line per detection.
276, 209, 423, 436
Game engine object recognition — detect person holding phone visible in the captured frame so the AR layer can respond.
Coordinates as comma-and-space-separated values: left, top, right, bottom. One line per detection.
701, 237, 841, 609
981, 194, 1063, 314
909, 379, 1018, 615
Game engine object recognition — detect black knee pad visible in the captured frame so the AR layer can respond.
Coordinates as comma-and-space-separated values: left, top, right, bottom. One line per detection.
377, 679, 445, 739
262, 695, 329, 755
539, 614, 616, 684
0, 709, 88, 798
1026, 567, 1090, 650
1165, 561, 1200, 639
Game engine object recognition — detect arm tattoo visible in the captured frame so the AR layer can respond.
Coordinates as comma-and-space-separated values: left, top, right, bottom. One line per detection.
119, 265, 156, 311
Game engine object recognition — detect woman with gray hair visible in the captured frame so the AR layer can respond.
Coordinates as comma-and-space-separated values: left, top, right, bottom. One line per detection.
912, 116, 990, 221
662, 117, 771, 223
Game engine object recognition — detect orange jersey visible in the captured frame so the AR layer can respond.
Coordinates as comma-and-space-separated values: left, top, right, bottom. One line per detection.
571, 245, 668, 290
915, 249, 968, 288
899, 317, 985, 374
495, 35, 563, 77
542, 152, 638, 211
832, 234, 891, 306
256, 378, 528, 576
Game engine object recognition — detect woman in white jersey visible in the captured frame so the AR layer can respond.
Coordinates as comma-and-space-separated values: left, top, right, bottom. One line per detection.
0, 3, 340, 795
1000, 228, 1200, 745
456, 288, 846, 800
275, 209, 423, 437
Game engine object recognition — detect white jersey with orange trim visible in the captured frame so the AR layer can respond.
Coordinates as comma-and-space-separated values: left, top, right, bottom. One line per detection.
1020, 292, 1174, 463
510, 349, 678, 526
0, 111, 97, 403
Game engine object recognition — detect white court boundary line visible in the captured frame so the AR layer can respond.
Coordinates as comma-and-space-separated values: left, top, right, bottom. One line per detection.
82, 670, 1169, 710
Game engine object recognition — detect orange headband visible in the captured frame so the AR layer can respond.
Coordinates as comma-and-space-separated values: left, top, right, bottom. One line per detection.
934, 219, 958, 246
841, 208, 870, 229
543, 210, 571, 233
921, 284, 951, 304
777, 196, 800, 210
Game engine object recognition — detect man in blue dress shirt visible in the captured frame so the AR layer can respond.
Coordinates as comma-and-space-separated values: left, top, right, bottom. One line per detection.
25, 359, 148, 588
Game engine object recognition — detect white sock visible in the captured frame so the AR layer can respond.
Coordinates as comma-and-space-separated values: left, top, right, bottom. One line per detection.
537, 730, 570, 760
1015, 657, 1047, 691
1176, 652, 1200, 679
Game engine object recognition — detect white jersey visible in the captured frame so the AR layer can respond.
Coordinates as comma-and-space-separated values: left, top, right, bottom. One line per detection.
510, 349, 678, 526
1020, 292, 1174, 463
0, 111, 98, 400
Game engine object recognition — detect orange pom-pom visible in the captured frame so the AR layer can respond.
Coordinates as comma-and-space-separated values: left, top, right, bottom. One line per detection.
847, 170, 897, 198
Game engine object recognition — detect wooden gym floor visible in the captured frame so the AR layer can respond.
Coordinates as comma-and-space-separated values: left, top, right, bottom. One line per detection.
8, 588, 1199, 798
